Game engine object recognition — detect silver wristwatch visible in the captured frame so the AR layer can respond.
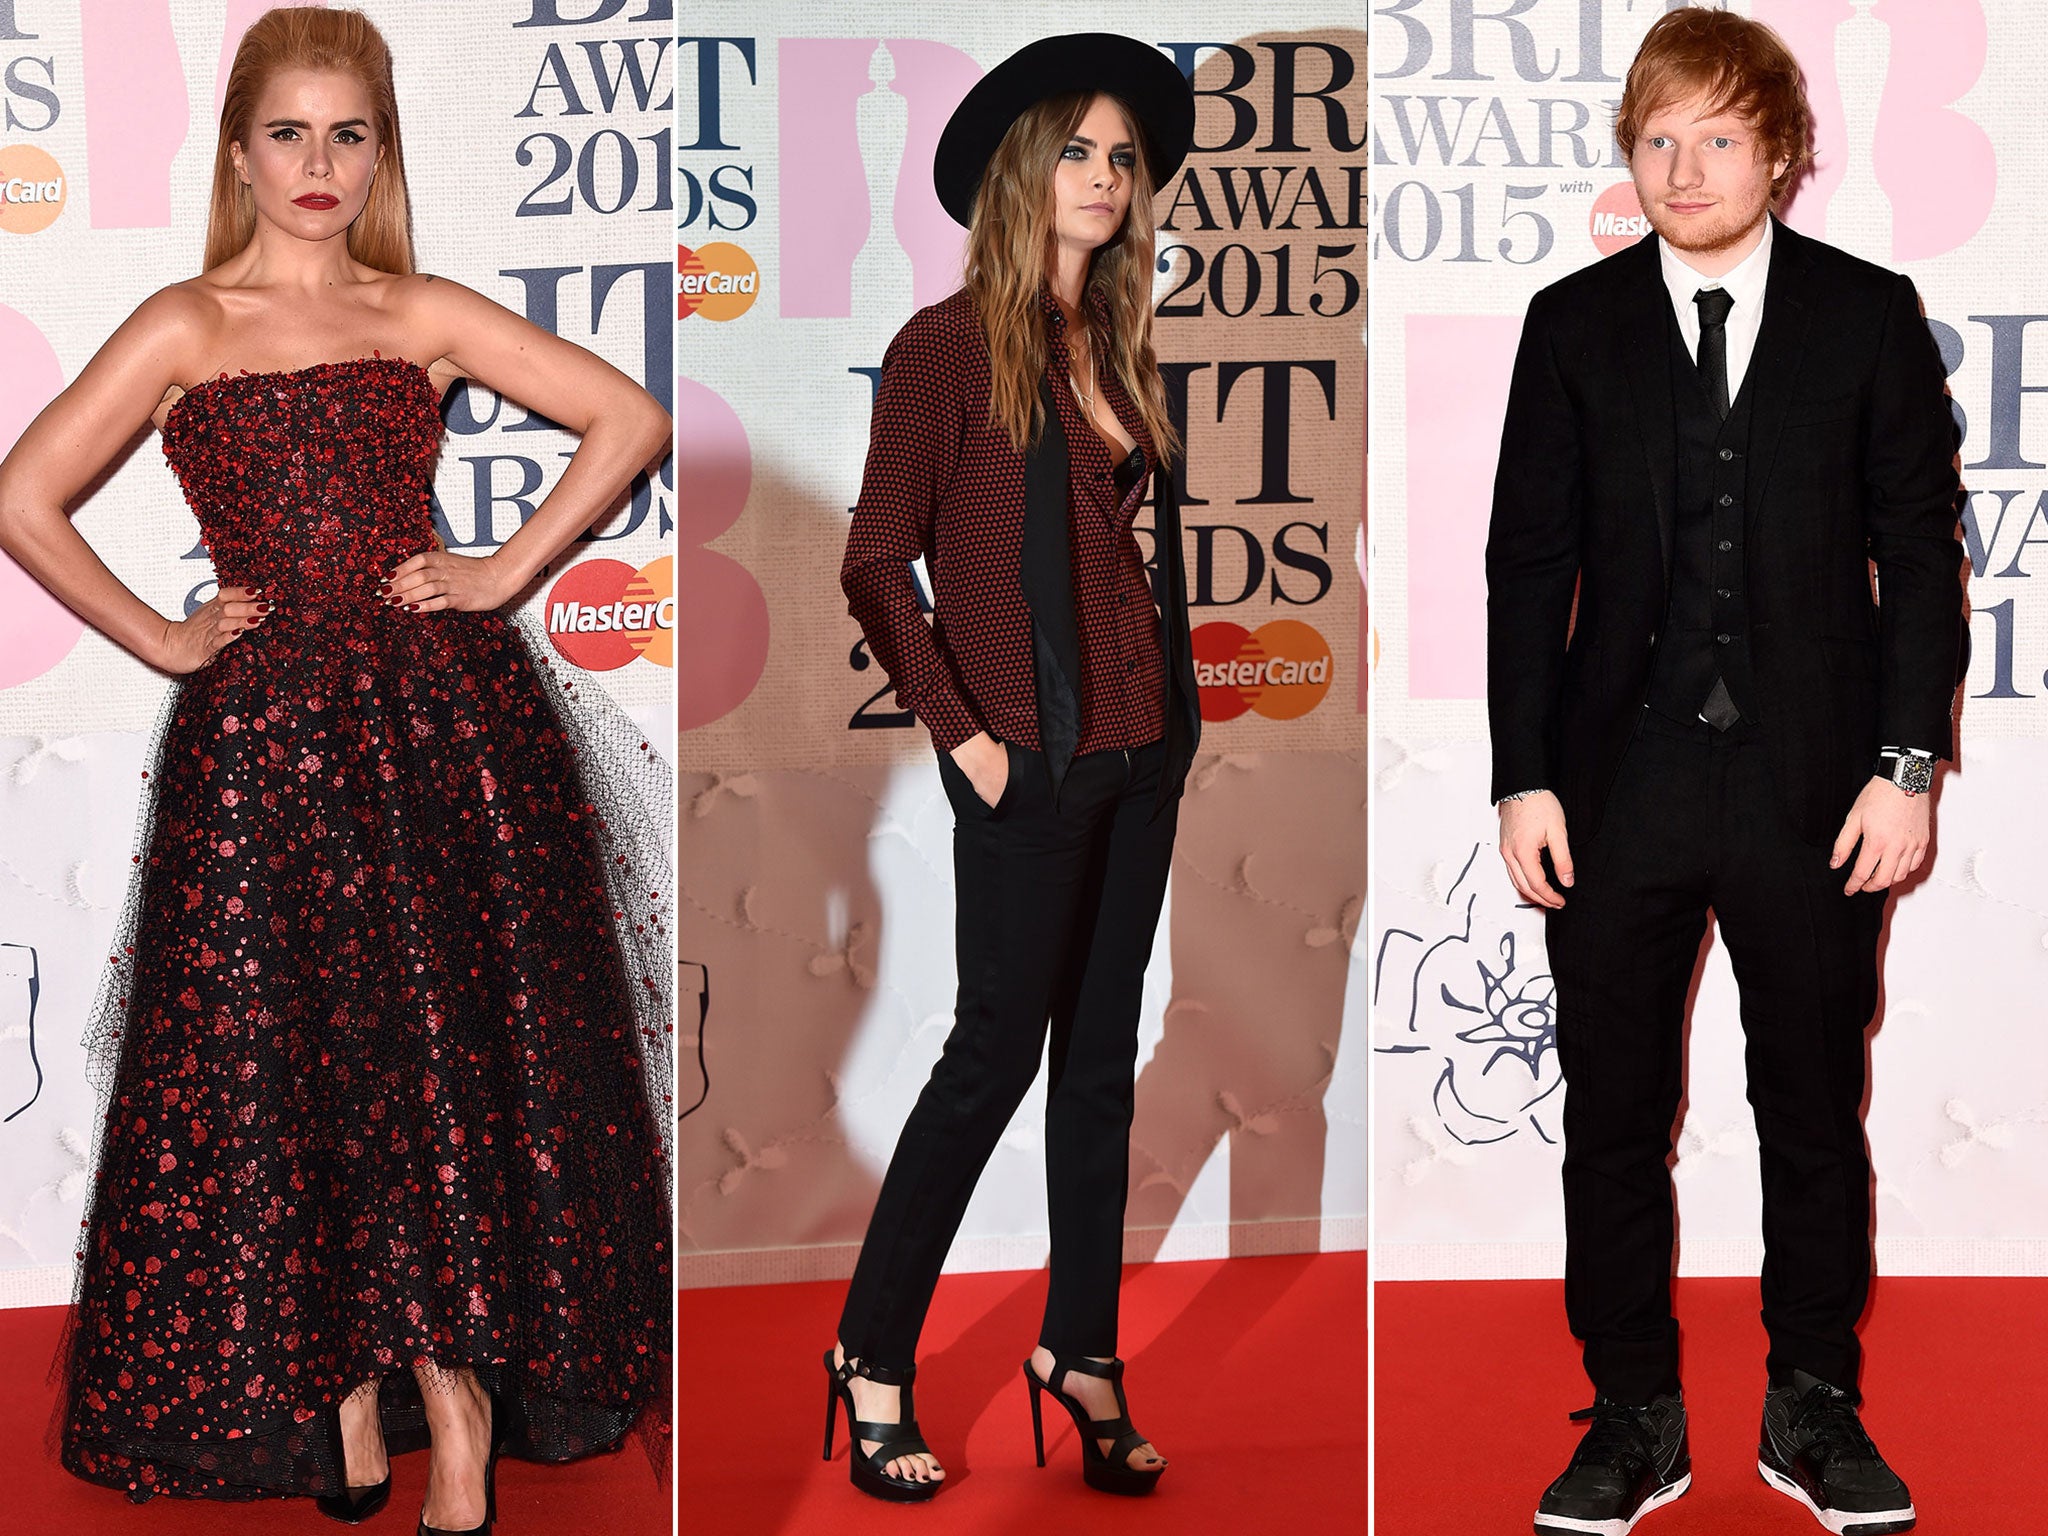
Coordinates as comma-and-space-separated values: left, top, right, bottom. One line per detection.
1877, 749, 1934, 796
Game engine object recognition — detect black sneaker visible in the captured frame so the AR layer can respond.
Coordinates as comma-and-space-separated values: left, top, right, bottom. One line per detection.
1533, 1393, 1690, 1535
1758, 1371, 1916, 1534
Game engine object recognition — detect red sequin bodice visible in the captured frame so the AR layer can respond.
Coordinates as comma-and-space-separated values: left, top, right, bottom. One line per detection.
162, 355, 441, 616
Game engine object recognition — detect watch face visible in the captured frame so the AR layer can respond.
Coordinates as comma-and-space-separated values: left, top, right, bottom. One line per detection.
1895, 756, 1934, 795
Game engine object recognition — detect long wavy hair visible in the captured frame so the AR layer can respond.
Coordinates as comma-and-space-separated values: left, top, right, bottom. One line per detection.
204, 7, 414, 274
965, 90, 1180, 467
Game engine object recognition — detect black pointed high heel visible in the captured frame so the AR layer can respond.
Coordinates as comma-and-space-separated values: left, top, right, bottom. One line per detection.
417, 1383, 501, 1536
1024, 1354, 1166, 1496
822, 1349, 942, 1502
316, 1381, 393, 1524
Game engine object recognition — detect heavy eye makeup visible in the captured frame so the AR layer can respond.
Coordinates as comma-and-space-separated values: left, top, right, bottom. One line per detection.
1061, 140, 1136, 169
264, 121, 370, 145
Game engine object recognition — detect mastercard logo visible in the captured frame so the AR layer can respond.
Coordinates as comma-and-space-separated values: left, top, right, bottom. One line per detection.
1191, 619, 1333, 722
0, 144, 67, 235
1589, 182, 1653, 256
678, 241, 760, 321
543, 555, 672, 671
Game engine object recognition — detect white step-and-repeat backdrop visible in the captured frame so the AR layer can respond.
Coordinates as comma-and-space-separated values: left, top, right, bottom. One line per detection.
0, 0, 675, 1308
1373, 0, 2048, 1278
679, 4, 1367, 1286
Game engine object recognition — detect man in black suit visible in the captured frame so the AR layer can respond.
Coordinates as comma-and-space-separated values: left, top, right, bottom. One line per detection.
1486, 12, 1962, 1535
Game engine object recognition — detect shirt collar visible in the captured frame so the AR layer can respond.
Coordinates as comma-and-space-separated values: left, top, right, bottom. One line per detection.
1658, 214, 1773, 319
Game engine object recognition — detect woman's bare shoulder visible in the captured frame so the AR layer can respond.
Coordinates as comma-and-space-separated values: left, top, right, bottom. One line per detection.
379, 273, 522, 382
119, 279, 222, 346
375, 270, 492, 328
391, 272, 515, 348
92, 281, 224, 394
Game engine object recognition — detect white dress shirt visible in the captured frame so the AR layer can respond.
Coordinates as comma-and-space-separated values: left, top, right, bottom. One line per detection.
1658, 216, 1772, 401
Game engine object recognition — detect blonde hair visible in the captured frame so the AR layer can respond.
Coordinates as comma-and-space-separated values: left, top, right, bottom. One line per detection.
205, 7, 414, 273
965, 91, 1180, 467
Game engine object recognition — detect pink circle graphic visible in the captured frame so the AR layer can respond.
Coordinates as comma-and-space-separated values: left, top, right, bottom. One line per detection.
678, 377, 769, 729
678, 377, 753, 541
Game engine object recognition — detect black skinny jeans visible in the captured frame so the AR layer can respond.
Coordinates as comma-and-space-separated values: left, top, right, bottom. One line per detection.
837, 737, 1178, 1370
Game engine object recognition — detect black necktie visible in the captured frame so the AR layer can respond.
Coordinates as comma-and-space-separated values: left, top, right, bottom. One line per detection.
1693, 284, 1741, 730
1693, 286, 1734, 420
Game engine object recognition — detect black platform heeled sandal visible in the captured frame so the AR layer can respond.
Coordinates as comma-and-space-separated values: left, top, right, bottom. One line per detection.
1024, 1353, 1166, 1496
417, 1383, 502, 1536
316, 1382, 393, 1524
822, 1349, 943, 1502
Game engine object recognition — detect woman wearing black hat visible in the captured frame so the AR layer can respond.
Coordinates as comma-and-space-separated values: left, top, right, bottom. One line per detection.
826, 33, 1201, 1506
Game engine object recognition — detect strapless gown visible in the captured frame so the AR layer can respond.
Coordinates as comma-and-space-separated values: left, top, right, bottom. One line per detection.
52, 356, 673, 1502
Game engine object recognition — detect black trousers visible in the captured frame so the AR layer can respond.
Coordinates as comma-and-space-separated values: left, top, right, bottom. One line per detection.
1544, 710, 1885, 1405
837, 737, 1178, 1370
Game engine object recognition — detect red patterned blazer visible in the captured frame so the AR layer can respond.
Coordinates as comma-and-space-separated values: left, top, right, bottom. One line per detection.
841, 286, 1199, 802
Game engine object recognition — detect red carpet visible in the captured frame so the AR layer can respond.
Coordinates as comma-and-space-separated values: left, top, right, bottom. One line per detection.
0, 1303, 669, 1535
682, 1252, 1367, 1535
1377, 1275, 2041, 1535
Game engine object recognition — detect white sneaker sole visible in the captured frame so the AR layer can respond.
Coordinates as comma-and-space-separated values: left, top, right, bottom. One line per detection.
1533, 1472, 1691, 1535
1758, 1459, 1916, 1534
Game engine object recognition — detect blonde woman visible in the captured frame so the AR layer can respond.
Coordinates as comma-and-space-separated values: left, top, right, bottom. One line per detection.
0, 11, 673, 1534
830, 32, 1199, 1505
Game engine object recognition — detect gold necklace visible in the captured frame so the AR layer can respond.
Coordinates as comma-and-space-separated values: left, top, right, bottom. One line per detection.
1068, 329, 1096, 416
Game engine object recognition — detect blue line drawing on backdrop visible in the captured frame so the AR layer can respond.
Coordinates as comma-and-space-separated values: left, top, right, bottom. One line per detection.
0, 942, 42, 1124
1375, 843, 1562, 1146
681, 960, 710, 1121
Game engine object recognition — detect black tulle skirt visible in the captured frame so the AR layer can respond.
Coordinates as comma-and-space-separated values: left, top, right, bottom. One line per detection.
49, 612, 673, 1502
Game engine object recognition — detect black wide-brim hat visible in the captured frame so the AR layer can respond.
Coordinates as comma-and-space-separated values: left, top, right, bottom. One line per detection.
933, 33, 1195, 229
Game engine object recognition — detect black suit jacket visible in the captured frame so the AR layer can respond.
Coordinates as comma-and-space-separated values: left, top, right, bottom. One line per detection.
1486, 218, 1964, 847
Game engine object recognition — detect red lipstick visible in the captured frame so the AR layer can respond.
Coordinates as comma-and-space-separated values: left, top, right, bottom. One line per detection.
293, 193, 339, 210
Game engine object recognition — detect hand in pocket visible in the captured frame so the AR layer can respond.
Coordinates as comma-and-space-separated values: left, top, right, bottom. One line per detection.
951, 732, 1009, 809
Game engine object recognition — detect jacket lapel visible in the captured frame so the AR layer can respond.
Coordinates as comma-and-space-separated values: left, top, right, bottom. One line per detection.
1616, 237, 1679, 582
1740, 217, 1815, 527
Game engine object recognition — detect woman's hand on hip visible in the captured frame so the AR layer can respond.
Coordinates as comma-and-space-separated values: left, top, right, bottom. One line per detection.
383, 549, 520, 614
951, 731, 1009, 809
158, 584, 267, 674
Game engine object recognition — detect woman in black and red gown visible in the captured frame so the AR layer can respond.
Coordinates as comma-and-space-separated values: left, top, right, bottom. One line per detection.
0, 12, 672, 1534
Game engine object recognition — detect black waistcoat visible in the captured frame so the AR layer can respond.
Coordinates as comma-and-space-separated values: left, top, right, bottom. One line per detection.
1645, 305, 1759, 725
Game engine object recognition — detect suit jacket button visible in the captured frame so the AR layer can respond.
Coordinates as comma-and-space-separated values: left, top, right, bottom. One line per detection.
1716, 633, 1732, 644
1718, 493, 1735, 506
1717, 539, 1733, 551
1719, 448, 1734, 461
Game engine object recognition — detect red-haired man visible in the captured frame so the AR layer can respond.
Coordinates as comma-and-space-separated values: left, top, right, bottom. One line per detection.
1487, 10, 1961, 1534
